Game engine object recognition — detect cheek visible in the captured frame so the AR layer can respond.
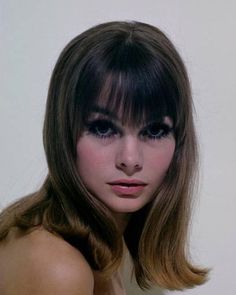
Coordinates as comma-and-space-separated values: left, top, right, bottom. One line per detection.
148, 141, 175, 176
76, 138, 108, 174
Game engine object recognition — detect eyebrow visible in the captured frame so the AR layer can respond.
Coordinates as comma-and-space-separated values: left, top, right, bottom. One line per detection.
88, 105, 171, 126
89, 106, 119, 120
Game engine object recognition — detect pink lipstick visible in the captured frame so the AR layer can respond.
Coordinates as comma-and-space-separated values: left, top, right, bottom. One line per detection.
107, 179, 147, 196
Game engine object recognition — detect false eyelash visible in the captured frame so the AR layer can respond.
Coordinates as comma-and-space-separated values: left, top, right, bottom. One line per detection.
140, 123, 174, 140
85, 119, 119, 139
85, 118, 174, 140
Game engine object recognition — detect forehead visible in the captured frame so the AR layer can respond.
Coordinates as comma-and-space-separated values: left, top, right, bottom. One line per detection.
86, 104, 170, 126
80, 67, 176, 128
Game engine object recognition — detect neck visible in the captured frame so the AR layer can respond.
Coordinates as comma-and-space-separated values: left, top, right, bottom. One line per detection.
111, 212, 132, 234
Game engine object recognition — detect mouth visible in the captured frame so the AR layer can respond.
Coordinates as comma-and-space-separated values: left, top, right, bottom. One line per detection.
108, 179, 147, 186
107, 179, 147, 196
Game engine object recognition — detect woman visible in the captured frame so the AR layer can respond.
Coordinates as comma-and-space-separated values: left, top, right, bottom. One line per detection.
0, 20, 210, 294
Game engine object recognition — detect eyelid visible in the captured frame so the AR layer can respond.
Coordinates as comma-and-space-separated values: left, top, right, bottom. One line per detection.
85, 116, 173, 133
86, 115, 116, 124
85, 118, 122, 133
87, 112, 173, 123
140, 121, 173, 132
139, 123, 174, 141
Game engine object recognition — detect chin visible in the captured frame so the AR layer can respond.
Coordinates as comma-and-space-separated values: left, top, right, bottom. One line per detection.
107, 200, 148, 213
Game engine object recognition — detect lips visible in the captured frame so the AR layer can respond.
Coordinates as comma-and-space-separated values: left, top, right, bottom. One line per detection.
107, 179, 147, 196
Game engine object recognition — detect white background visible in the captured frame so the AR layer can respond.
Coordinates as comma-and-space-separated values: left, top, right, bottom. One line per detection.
0, 1, 235, 294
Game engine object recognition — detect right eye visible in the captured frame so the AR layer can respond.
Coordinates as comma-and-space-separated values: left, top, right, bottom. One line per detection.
85, 119, 118, 139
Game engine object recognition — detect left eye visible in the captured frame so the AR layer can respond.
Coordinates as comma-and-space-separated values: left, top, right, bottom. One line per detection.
86, 119, 117, 138
141, 123, 172, 140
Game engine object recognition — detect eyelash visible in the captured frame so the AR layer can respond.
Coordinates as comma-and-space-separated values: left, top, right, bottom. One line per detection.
85, 119, 173, 140
85, 120, 114, 139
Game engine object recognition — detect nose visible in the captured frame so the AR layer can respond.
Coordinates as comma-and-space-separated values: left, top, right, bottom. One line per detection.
115, 135, 143, 176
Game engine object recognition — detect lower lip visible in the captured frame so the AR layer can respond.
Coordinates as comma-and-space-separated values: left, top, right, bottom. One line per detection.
109, 184, 146, 196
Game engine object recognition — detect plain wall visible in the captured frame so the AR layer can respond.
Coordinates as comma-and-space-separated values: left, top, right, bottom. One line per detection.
1, 1, 235, 294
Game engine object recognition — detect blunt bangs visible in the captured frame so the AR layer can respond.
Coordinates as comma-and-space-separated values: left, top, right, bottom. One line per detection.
75, 35, 180, 131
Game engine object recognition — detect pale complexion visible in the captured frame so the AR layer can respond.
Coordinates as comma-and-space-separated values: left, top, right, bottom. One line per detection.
76, 106, 176, 232
0, 108, 176, 295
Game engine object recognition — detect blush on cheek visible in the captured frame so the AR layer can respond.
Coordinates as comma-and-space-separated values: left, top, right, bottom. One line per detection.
150, 144, 175, 178
76, 140, 106, 170
154, 141, 175, 163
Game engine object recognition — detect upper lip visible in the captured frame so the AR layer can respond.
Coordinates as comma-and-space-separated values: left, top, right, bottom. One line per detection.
107, 179, 147, 186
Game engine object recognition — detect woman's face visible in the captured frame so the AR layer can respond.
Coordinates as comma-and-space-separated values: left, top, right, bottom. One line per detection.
76, 105, 175, 214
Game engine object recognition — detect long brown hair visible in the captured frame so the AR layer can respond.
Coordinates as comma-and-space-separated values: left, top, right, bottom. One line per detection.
0, 20, 210, 290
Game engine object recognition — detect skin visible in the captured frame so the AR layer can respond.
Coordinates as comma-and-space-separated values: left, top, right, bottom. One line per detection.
76, 107, 176, 232
0, 106, 176, 294
0, 227, 124, 294
0, 227, 95, 294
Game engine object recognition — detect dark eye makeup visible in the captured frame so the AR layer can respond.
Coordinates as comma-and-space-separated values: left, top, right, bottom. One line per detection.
140, 121, 174, 140
84, 118, 174, 140
85, 119, 118, 139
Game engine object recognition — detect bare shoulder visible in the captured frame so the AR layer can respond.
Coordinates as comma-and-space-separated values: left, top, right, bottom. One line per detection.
0, 227, 94, 294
